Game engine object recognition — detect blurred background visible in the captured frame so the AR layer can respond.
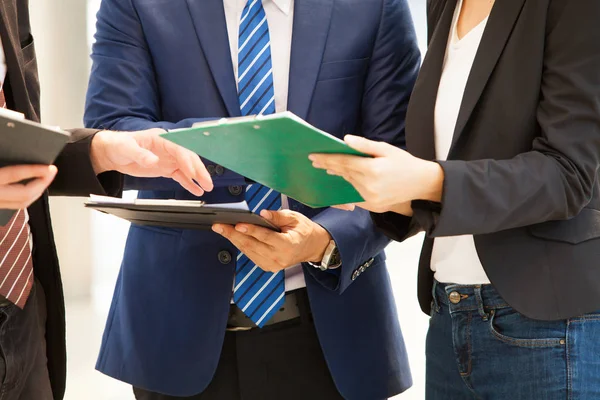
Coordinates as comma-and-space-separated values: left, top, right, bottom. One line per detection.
29, 0, 428, 398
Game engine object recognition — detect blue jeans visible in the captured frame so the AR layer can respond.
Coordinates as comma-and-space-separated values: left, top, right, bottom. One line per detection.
426, 281, 600, 399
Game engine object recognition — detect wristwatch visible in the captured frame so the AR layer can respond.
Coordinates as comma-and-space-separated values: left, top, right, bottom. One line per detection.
309, 240, 342, 271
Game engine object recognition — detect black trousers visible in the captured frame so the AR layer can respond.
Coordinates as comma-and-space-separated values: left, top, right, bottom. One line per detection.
0, 281, 52, 400
134, 290, 344, 400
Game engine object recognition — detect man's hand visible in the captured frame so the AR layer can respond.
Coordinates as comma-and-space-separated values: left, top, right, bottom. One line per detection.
90, 129, 213, 196
0, 165, 57, 209
212, 210, 332, 272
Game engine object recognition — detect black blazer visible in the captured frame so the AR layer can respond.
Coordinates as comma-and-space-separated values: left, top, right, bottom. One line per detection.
0, 1, 121, 398
373, 0, 600, 321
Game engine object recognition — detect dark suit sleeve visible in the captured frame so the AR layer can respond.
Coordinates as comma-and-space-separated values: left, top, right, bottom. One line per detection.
305, 0, 421, 293
416, 2, 600, 237
84, 0, 244, 191
49, 128, 123, 197
370, 211, 422, 243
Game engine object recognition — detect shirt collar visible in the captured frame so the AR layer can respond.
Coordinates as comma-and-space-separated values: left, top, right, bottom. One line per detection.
269, 0, 292, 15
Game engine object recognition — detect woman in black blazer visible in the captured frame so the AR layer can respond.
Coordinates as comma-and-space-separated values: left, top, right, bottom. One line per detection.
311, 0, 600, 398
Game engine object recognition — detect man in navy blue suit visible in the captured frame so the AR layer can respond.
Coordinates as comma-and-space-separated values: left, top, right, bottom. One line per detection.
84, 0, 420, 399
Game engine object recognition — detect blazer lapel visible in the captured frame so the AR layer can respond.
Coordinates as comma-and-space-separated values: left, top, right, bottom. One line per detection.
0, 0, 30, 114
287, 0, 333, 120
449, 0, 526, 154
405, 0, 457, 161
186, 0, 241, 117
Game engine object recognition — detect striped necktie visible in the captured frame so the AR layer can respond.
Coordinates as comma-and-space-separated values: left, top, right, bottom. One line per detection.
0, 88, 34, 309
233, 0, 285, 328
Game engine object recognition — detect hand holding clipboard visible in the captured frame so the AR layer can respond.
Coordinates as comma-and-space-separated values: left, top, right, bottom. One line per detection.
0, 109, 70, 225
161, 112, 369, 208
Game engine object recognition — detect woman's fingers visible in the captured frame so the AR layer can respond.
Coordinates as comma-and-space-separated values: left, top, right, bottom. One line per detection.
0, 165, 57, 209
0, 165, 56, 186
344, 135, 394, 156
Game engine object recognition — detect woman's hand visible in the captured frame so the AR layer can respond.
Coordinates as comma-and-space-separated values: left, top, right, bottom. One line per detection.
390, 201, 414, 217
310, 135, 444, 213
0, 165, 57, 209
332, 201, 414, 216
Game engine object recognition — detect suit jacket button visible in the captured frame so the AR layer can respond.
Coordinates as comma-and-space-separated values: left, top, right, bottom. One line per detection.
218, 250, 233, 265
359, 265, 366, 273
215, 165, 225, 176
228, 185, 243, 196
206, 165, 216, 176
351, 270, 359, 281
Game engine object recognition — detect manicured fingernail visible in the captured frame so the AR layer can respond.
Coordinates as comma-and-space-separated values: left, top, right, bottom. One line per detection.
312, 162, 322, 168
236, 225, 247, 233
308, 155, 316, 161
261, 210, 272, 220
345, 135, 359, 144
212, 225, 223, 234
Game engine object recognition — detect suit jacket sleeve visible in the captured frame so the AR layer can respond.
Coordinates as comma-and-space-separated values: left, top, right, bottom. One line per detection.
83, 0, 244, 191
305, 0, 421, 293
414, 2, 600, 237
50, 128, 123, 197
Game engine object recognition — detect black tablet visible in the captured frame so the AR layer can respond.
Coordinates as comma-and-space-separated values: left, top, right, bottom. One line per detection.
85, 200, 280, 232
0, 110, 70, 225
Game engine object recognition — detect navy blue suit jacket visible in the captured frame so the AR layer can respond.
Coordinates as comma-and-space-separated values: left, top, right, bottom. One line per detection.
84, 0, 420, 398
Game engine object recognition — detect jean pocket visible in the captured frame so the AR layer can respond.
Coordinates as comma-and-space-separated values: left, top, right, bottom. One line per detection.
488, 307, 566, 348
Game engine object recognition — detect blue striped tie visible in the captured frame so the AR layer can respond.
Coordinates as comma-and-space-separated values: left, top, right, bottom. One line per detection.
234, 0, 284, 328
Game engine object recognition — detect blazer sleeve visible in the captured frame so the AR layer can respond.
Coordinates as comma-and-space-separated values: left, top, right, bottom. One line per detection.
304, 0, 421, 293
50, 128, 123, 197
370, 0, 448, 243
415, 2, 600, 237
83, 0, 244, 191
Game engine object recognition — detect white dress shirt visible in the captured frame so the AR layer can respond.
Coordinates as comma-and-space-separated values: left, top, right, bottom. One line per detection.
224, 0, 306, 292
431, 0, 491, 284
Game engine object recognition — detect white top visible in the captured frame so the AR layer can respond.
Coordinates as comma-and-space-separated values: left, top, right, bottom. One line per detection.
224, 0, 306, 292
431, 0, 491, 284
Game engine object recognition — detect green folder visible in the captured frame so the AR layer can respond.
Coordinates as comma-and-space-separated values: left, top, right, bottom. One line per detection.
161, 112, 367, 208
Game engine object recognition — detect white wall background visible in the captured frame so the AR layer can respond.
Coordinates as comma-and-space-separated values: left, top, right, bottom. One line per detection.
30, 0, 429, 398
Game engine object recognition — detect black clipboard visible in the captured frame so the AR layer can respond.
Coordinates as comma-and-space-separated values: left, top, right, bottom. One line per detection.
0, 110, 71, 225
85, 199, 280, 231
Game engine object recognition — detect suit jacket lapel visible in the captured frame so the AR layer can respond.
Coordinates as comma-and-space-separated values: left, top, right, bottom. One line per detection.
287, 0, 333, 120
186, 0, 241, 117
0, 0, 30, 115
449, 0, 526, 154
405, 0, 457, 161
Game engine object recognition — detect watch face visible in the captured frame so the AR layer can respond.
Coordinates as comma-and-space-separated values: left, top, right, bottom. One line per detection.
329, 248, 341, 267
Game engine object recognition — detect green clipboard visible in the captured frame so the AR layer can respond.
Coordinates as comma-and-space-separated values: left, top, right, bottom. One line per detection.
161, 112, 367, 208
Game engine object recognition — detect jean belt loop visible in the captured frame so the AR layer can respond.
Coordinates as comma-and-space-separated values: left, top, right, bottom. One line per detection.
474, 286, 488, 320
431, 280, 441, 313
